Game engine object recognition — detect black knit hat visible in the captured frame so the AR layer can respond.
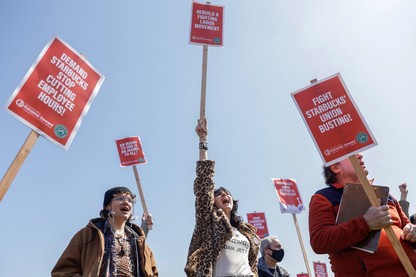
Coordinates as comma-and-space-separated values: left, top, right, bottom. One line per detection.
103, 186, 133, 208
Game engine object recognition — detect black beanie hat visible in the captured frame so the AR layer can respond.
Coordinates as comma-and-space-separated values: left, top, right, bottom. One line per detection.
103, 186, 133, 208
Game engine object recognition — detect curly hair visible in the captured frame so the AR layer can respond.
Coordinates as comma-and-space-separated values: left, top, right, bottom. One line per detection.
214, 187, 244, 228
323, 165, 338, 185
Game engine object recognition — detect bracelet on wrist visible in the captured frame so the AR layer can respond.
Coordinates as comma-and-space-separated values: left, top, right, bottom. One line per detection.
199, 142, 208, 150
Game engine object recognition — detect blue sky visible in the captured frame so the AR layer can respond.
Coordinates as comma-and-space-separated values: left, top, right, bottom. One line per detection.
1, 1, 416, 276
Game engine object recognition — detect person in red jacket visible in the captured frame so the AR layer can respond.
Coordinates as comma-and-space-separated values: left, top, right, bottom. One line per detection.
309, 153, 416, 276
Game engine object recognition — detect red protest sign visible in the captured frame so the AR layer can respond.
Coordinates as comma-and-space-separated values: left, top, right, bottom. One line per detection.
297, 274, 309, 277
116, 137, 147, 167
313, 262, 328, 277
190, 1, 224, 46
247, 212, 269, 239
291, 73, 377, 166
272, 178, 305, 214
6, 36, 104, 150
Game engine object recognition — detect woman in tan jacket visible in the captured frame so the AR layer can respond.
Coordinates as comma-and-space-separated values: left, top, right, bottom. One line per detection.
52, 186, 158, 277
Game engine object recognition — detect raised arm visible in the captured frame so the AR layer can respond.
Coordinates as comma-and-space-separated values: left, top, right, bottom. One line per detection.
193, 118, 215, 228
398, 183, 409, 217
196, 118, 208, 161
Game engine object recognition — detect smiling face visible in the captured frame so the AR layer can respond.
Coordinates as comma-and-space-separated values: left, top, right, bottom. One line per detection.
214, 188, 233, 216
107, 193, 135, 222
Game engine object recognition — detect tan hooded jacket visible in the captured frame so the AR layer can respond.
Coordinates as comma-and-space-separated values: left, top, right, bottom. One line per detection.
52, 218, 158, 277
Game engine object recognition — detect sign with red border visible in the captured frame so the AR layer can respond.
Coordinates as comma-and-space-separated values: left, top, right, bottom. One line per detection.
190, 1, 224, 46
291, 73, 377, 166
272, 178, 305, 214
313, 262, 328, 277
247, 212, 269, 239
116, 136, 147, 167
6, 36, 104, 150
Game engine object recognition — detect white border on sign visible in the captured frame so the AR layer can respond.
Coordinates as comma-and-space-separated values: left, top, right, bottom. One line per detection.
271, 178, 305, 214
117, 136, 147, 167
290, 72, 377, 166
5, 35, 105, 150
189, 1, 225, 47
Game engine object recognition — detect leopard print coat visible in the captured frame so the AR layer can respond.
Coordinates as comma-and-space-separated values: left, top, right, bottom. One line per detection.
185, 160, 260, 277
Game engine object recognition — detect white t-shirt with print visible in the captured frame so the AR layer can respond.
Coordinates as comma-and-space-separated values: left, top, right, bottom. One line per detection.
213, 227, 252, 277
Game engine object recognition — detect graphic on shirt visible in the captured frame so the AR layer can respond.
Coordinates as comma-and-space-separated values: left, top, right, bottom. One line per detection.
214, 228, 252, 276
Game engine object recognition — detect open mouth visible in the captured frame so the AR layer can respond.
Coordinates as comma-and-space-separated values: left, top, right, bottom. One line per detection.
120, 206, 130, 212
222, 199, 230, 205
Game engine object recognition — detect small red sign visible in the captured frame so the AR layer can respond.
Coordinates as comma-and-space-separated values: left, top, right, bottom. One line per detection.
116, 137, 147, 167
6, 36, 104, 150
313, 262, 328, 277
190, 1, 224, 46
272, 178, 305, 214
247, 212, 269, 239
297, 274, 309, 277
291, 73, 377, 166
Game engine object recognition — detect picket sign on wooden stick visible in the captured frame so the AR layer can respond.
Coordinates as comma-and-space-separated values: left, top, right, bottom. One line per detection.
132, 165, 152, 230
198, 45, 209, 161
200, 45, 208, 120
0, 130, 40, 202
292, 214, 312, 277
349, 155, 416, 276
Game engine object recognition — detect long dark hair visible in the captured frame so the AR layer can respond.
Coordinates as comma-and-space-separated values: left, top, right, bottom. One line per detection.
214, 187, 244, 228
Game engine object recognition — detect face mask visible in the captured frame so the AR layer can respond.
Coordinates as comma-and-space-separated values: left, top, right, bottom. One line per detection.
268, 248, 284, 262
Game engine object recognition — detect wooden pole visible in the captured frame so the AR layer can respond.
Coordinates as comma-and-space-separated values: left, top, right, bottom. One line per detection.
200, 1, 211, 120
349, 155, 416, 276
132, 165, 152, 230
0, 130, 40, 202
200, 45, 208, 120
292, 214, 312, 277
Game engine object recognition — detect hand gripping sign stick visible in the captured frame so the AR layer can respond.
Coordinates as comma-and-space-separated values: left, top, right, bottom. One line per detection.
0, 130, 39, 202
349, 155, 415, 276
116, 136, 152, 230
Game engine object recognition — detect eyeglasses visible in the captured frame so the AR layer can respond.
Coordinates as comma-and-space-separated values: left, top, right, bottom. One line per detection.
113, 196, 135, 204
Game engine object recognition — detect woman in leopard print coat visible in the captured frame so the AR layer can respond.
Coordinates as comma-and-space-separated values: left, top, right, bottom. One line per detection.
185, 119, 260, 277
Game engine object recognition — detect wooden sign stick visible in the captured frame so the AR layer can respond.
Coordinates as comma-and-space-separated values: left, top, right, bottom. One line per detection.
349, 155, 416, 276
292, 214, 312, 277
0, 130, 40, 202
200, 45, 208, 120
132, 165, 152, 230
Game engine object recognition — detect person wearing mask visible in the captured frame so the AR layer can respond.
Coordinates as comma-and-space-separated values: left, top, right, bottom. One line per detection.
258, 236, 290, 277
185, 118, 260, 277
52, 186, 158, 277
